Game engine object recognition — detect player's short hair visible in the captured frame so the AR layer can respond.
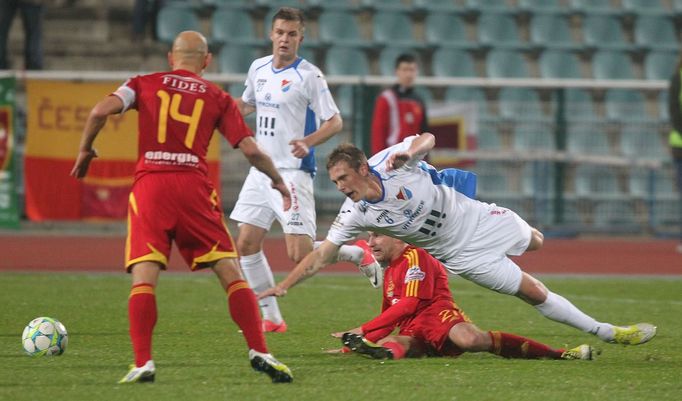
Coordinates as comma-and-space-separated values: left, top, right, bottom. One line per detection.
327, 143, 367, 171
272, 7, 305, 30
395, 53, 417, 69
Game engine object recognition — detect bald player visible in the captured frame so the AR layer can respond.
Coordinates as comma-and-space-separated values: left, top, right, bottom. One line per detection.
71, 31, 293, 384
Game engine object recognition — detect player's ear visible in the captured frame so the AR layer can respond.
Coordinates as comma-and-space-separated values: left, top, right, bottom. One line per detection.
204, 52, 213, 70
359, 162, 369, 176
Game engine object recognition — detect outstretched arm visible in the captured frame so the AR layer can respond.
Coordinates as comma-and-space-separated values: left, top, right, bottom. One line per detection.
70, 95, 124, 179
238, 136, 291, 211
259, 239, 340, 298
386, 132, 435, 170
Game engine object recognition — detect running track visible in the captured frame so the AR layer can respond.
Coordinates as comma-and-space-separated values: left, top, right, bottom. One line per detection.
1, 235, 680, 275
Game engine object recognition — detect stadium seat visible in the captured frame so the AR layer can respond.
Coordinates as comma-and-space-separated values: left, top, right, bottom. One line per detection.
207, 0, 255, 10
582, 15, 630, 51
574, 165, 622, 199
644, 51, 678, 81
413, 0, 464, 14
592, 200, 639, 230
486, 50, 530, 78
432, 48, 477, 77
529, 14, 580, 51
306, 0, 359, 12
569, 0, 622, 16
622, 0, 668, 16
156, 4, 200, 44
551, 88, 599, 122
634, 16, 679, 52
378, 46, 421, 76
362, 0, 412, 12
658, 90, 669, 121
650, 199, 680, 231
444, 87, 492, 119
334, 85, 354, 118
499, 88, 546, 122
424, 13, 473, 49
477, 12, 525, 49
465, 0, 513, 14
628, 168, 677, 200
566, 124, 611, 155
324, 46, 370, 75
591, 51, 635, 80
474, 161, 514, 200
414, 87, 433, 108
620, 126, 668, 161
521, 161, 556, 197
217, 45, 262, 74
539, 50, 582, 79
476, 126, 502, 150
297, 47, 316, 65
211, 7, 262, 46
512, 122, 555, 151
604, 89, 649, 122
317, 11, 371, 48
518, 0, 566, 14
372, 11, 420, 48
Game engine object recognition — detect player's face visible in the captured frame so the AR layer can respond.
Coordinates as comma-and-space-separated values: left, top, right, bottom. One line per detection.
368, 232, 403, 263
329, 161, 367, 202
396, 61, 418, 88
270, 19, 303, 66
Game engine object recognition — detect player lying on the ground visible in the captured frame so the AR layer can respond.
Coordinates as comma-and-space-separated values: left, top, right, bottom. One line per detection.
331, 232, 593, 361
261, 133, 656, 346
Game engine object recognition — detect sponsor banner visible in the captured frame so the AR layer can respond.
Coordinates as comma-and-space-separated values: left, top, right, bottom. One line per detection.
428, 101, 479, 167
0, 76, 19, 228
24, 80, 220, 221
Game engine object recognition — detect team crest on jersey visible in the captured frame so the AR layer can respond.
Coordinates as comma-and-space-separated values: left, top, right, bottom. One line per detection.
404, 266, 425, 282
396, 186, 412, 200
281, 79, 293, 92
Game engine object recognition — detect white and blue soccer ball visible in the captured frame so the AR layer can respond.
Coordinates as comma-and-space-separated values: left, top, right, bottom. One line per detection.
21, 317, 68, 357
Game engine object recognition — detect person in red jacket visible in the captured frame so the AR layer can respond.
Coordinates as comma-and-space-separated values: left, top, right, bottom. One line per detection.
370, 53, 428, 155
332, 232, 593, 361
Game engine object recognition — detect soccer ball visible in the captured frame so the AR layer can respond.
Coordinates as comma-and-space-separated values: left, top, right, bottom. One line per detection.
21, 317, 68, 357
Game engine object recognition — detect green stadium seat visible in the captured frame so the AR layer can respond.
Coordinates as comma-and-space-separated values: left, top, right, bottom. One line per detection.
156, 4, 200, 44
424, 13, 473, 49
474, 161, 514, 200
444, 87, 491, 119
658, 90, 669, 121
518, 0, 566, 14
432, 48, 476, 77
567, 124, 611, 155
620, 126, 668, 161
574, 165, 622, 198
211, 7, 262, 46
582, 15, 630, 51
217, 45, 262, 73
334, 85, 354, 118
362, 0, 412, 12
372, 11, 420, 48
466, 0, 513, 14
413, 0, 464, 14
414, 87, 433, 108
296, 47, 317, 65
512, 122, 555, 151
629, 169, 677, 200
604, 89, 648, 121
530, 14, 581, 51
486, 50, 529, 78
634, 16, 679, 52
592, 200, 638, 230
570, 0, 622, 16
318, 11, 372, 48
206, 0, 254, 10
539, 50, 582, 79
476, 126, 502, 150
378, 47, 422, 76
550, 88, 599, 123
499, 88, 545, 122
306, 0, 359, 12
324, 46, 370, 75
644, 51, 678, 81
591, 51, 635, 80
622, 0, 668, 16
477, 12, 525, 49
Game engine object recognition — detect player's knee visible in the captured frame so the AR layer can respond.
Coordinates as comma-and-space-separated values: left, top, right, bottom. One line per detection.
236, 236, 261, 255
526, 228, 544, 251
450, 324, 489, 351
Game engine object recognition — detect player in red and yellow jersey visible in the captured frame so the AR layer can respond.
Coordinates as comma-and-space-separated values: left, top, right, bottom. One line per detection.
333, 232, 594, 361
71, 31, 292, 384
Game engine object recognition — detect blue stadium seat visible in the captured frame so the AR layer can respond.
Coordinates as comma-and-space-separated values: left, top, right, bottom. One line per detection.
550, 88, 599, 123
529, 14, 580, 51
466, 0, 513, 14
591, 50, 635, 80
477, 12, 525, 49
629, 168, 677, 200
518, 0, 566, 14
498, 88, 545, 122
413, 0, 464, 14
372, 11, 420, 48
622, 0, 668, 16
306, 0, 359, 12
644, 51, 678, 81
212, 7, 262, 46
424, 13, 473, 49
324, 46, 370, 75
574, 165, 622, 199
512, 123, 555, 151
432, 48, 477, 77
334, 85, 354, 118
476, 126, 502, 150
620, 126, 668, 161
474, 161, 515, 200
444, 86, 492, 120
582, 15, 630, 51
567, 124, 611, 155
570, 0, 622, 16
634, 16, 679, 52
592, 200, 639, 230
156, 4, 200, 44
362, 0, 412, 12
604, 89, 649, 122
317, 11, 371, 48
486, 50, 529, 78
658, 90, 669, 121
539, 50, 582, 79
217, 45, 262, 73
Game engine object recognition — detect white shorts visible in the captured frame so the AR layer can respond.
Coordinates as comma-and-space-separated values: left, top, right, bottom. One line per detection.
446, 205, 532, 295
230, 168, 316, 238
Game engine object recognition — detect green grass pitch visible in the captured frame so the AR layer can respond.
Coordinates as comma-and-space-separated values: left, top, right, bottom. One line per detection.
1, 272, 680, 401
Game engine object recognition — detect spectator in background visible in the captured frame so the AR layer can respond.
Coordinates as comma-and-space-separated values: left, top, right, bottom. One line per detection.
370, 53, 428, 155
667, 56, 682, 253
0, 0, 44, 70
132, 0, 163, 41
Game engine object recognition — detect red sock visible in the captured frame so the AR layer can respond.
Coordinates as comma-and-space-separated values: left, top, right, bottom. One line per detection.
383, 341, 407, 360
488, 331, 563, 359
128, 283, 157, 367
227, 280, 268, 354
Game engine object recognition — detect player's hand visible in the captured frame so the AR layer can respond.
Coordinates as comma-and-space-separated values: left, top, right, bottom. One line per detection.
289, 139, 309, 158
258, 285, 287, 299
70, 149, 98, 179
271, 181, 292, 211
386, 151, 410, 170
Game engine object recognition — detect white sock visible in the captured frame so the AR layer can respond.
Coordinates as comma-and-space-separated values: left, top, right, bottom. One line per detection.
534, 291, 615, 341
240, 251, 283, 324
314, 241, 364, 265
